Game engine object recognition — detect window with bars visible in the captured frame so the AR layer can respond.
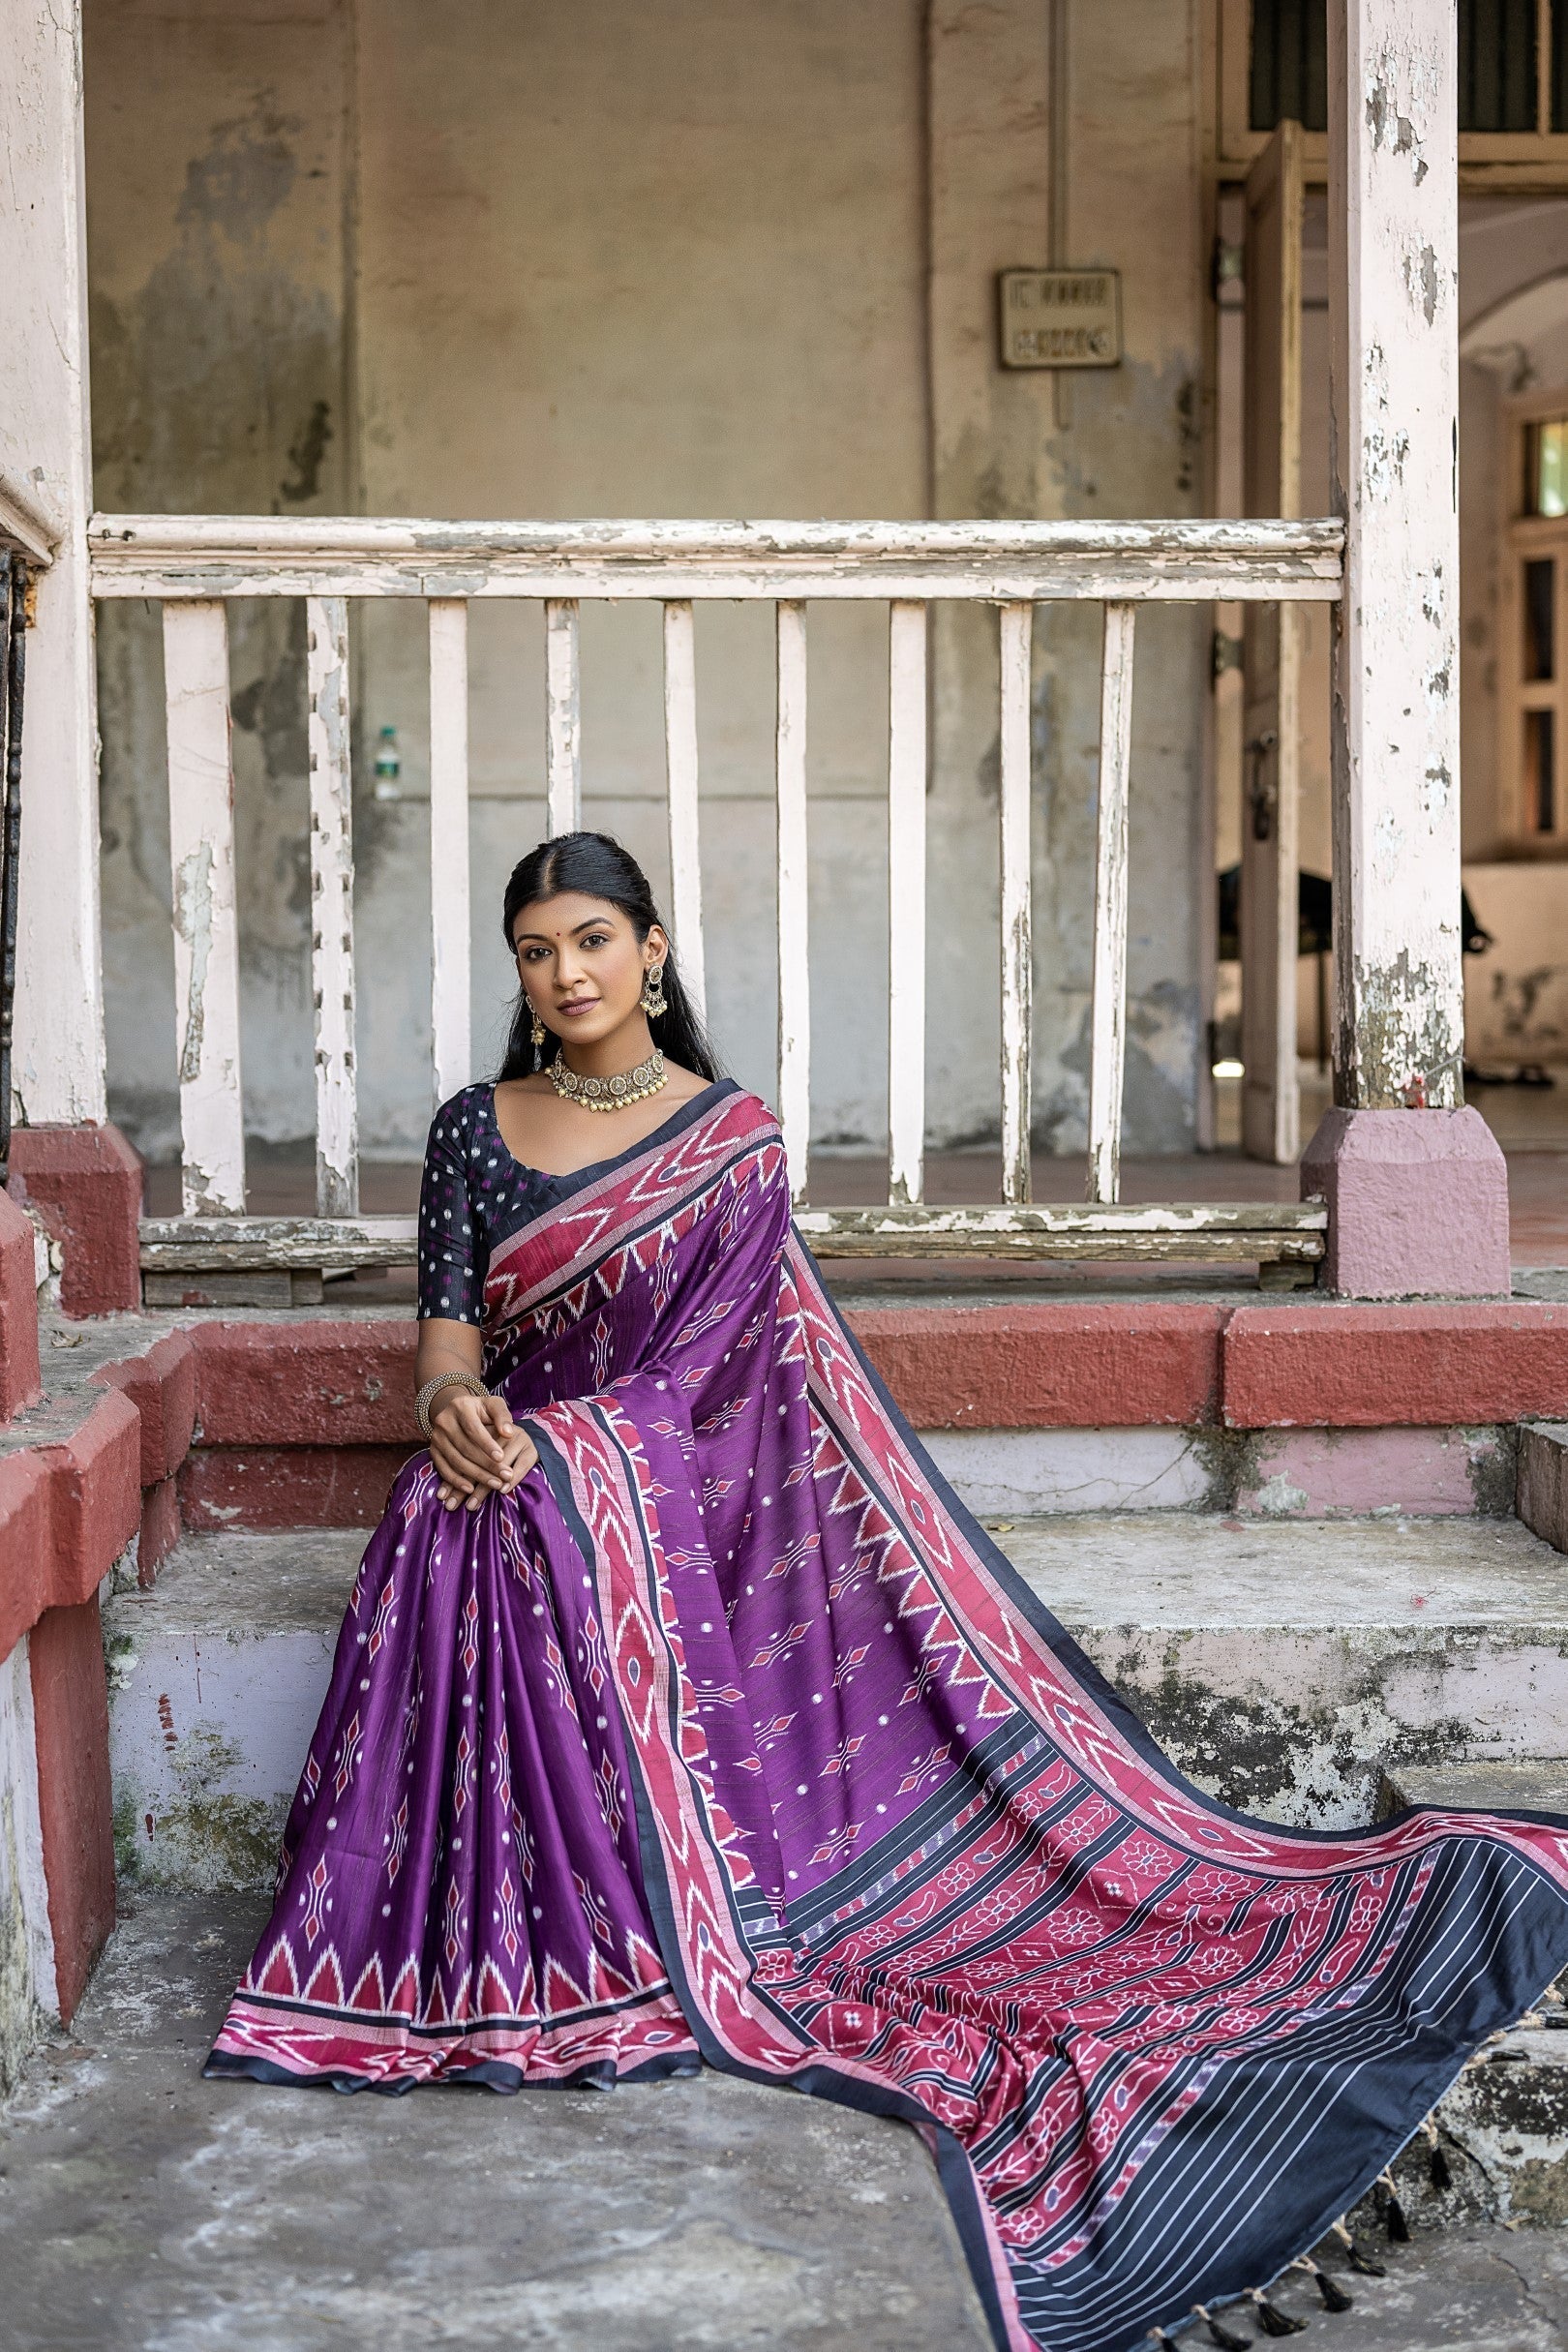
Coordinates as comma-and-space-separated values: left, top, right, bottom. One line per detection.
1250, 0, 1568, 136
1507, 413, 1568, 844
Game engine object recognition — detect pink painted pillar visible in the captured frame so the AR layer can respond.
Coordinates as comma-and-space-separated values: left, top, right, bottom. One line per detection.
1304, 0, 1509, 1297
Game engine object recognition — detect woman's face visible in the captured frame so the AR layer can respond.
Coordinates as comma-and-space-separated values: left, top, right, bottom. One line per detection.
510, 891, 665, 1052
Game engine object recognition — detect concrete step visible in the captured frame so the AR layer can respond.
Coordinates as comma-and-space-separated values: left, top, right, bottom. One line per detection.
101, 1539, 1568, 2243
106, 1513, 1568, 1897
2, 1896, 1564, 2352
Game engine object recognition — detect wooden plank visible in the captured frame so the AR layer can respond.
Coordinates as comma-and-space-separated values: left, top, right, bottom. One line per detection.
887, 601, 927, 1206
1328, 0, 1462, 1108
998, 601, 1034, 1204
1086, 602, 1136, 1206
90, 515, 1345, 604
775, 600, 810, 1203
139, 1212, 417, 1270
1241, 118, 1304, 1165
544, 598, 581, 833
306, 595, 357, 1218
163, 600, 245, 1217
138, 1199, 1325, 1271
800, 1228, 1322, 1263
428, 598, 471, 1103
662, 600, 706, 1017
0, 466, 59, 567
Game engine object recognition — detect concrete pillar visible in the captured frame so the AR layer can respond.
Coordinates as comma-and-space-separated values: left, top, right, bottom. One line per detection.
1308, 0, 1510, 1297
0, 0, 106, 1130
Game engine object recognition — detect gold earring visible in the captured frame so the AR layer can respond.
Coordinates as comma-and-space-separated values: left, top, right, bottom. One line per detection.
641, 964, 668, 1019
529, 1002, 546, 1049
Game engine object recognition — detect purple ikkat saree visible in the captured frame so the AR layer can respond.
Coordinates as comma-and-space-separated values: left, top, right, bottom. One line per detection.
209, 1082, 1568, 2352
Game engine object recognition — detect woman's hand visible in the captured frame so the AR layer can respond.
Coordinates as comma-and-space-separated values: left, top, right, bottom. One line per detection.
429, 1388, 538, 1512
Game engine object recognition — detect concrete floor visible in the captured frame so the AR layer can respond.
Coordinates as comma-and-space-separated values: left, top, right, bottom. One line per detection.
2, 1894, 1567, 2351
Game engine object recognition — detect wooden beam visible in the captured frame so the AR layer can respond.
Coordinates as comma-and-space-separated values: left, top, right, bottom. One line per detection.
1328, 0, 1462, 1107
662, 600, 706, 1018
544, 598, 581, 833
306, 596, 357, 1217
428, 598, 471, 1105
775, 601, 810, 1204
1086, 604, 1136, 1206
888, 602, 927, 1207
163, 601, 245, 1217
89, 515, 1345, 604
138, 1198, 1326, 1271
998, 602, 1034, 1205
5, 2, 104, 1126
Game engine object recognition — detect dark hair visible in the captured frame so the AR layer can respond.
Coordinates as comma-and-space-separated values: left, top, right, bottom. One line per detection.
497, 830, 722, 1084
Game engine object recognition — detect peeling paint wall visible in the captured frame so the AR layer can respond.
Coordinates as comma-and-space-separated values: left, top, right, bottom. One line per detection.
0, 1641, 57, 2097
85, 0, 1207, 1161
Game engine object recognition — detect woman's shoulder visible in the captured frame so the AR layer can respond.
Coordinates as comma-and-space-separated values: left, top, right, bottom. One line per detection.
427, 1082, 495, 1149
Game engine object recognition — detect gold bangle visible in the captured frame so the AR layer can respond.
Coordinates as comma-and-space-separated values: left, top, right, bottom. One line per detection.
415, 1371, 491, 1440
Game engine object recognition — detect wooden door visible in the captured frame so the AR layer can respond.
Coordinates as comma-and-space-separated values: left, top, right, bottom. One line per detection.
1241, 119, 1303, 1163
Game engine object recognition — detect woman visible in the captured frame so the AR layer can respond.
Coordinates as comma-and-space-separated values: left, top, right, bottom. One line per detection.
210, 830, 1568, 2352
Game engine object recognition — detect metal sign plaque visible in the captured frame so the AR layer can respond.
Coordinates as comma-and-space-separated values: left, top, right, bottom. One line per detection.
998, 269, 1122, 369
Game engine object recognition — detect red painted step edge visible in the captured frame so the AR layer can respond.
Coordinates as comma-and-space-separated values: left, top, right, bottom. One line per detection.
93, 1331, 197, 1486
1222, 1301, 1568, 1428
847, 1301, 1227, 1430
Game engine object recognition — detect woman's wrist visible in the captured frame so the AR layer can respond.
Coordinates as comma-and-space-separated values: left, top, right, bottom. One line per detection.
414, 1370, 490, 1439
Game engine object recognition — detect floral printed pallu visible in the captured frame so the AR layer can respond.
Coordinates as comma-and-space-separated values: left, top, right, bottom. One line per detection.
210, 1081, 1568, 2352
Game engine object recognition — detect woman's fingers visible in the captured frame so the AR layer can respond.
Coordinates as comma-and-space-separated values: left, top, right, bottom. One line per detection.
432, 1397, 513, 1485
427, 1395, 533, 1509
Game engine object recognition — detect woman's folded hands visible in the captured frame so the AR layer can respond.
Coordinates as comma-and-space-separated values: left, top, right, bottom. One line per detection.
429, 1389, 539, 1511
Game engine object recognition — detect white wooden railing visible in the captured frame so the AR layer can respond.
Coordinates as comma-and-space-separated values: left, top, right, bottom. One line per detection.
88, 514, 1342, 1287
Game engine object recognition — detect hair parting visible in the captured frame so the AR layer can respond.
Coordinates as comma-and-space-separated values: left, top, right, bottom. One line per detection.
496, 829, 722, 1085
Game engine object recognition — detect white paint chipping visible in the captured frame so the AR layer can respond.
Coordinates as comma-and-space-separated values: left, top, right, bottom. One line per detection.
662, 600, 706, 1019
88, 514, 1346, 603
163, 601, 245, 1217
3, 0, 106, 1127
1328, 0, 1463, 1106
998, 601, 1034, 1206
887, 601, 927, 1206
427, 598, 471, 1103
544, 598, 582, 835
306, 595, 357, 1219
774, 601, 810, 1204
0, 1636, 60, 2076
1086, 602, 1135, 1206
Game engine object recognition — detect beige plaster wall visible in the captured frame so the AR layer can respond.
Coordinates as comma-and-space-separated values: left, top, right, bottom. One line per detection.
85, 0, 1209, 1165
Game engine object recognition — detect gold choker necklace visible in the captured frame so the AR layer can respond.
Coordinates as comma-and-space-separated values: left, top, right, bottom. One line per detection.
548, 1047, 668, 1113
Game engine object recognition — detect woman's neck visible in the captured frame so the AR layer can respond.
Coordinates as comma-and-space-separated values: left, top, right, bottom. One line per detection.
556, 1015, 656, 1078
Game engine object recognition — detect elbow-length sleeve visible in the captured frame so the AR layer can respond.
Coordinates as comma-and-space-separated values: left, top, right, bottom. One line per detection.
418, 1093, 487, 1325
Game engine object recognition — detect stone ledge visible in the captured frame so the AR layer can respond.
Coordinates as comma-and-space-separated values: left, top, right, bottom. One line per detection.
1520, 1423, 1568, 1554
107, 1516, 1568, 1892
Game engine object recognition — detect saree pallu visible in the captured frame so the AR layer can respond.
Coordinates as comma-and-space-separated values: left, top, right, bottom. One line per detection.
209, 1081, 1568, 2352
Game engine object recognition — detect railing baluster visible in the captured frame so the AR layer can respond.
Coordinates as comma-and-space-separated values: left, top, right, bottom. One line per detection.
774, 600, 809, 1203
307, 594, 358, 1218
1087, 601, 1136, 1206
888, 600, 927, 1206
544, 598, 581, 833
662, 600, 706, 1019
428, 598, 471, 1104
163, 600, 245, 1218
999, 601, 1034, 1206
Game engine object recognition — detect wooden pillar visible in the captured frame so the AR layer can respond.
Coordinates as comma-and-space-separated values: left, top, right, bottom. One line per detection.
0, 0, 106, 1127
1307, 0, 1511, 1298
1327, 0, 1461, 1110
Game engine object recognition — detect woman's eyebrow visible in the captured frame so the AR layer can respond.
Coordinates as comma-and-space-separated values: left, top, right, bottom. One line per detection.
513, 917, 613, 946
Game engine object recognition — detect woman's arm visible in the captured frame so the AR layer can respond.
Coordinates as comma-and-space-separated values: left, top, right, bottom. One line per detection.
416, 1317, 537, 1512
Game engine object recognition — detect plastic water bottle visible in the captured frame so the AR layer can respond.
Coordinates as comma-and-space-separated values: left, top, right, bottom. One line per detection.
374, 724, 401, 801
